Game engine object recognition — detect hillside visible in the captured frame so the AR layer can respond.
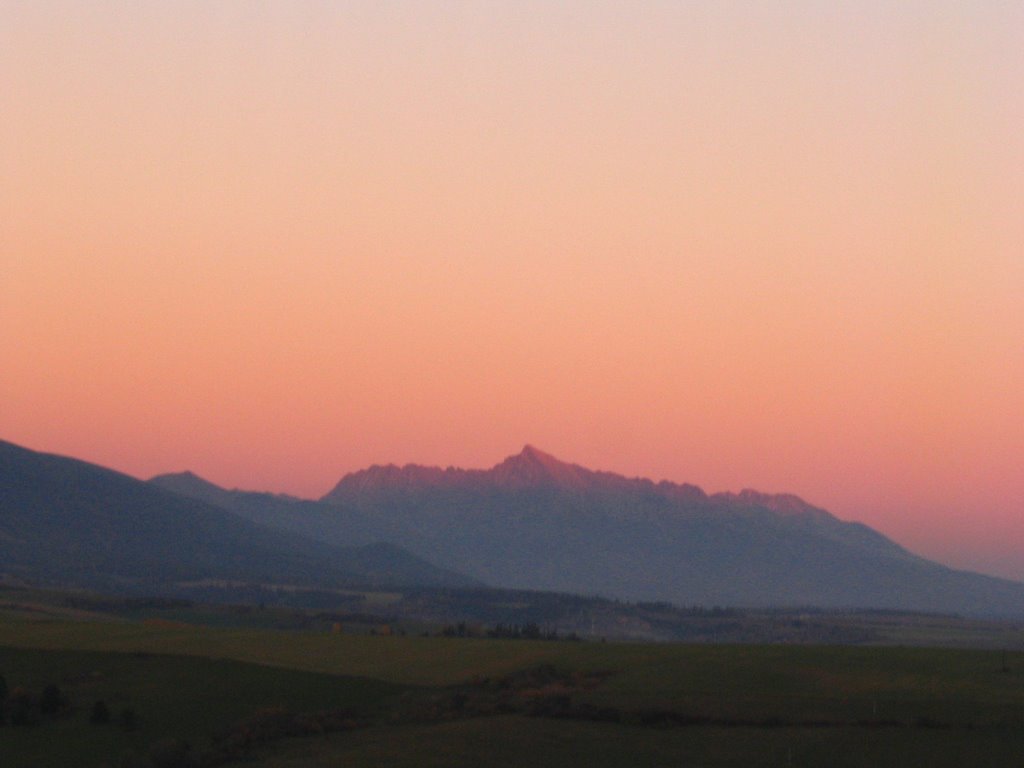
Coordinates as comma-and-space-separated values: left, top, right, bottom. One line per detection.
0, 439, 475, 591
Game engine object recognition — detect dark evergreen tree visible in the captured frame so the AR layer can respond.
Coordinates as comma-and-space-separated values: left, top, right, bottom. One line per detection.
522, 622, 541, 640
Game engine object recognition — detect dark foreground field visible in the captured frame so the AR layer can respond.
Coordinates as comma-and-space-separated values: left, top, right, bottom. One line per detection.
2, 615, 1023, 767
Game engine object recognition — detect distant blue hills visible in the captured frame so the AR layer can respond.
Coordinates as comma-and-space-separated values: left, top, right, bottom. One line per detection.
158, 444, 1024, 617
0, 438, 475, 592
4, 437, 1023, 617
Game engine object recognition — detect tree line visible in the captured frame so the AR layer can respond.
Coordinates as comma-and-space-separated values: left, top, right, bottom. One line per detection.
0, 674, 136, 730
439, 622, 581, 641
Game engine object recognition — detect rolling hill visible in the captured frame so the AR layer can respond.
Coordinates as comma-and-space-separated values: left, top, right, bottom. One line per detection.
0, 439, 475, 591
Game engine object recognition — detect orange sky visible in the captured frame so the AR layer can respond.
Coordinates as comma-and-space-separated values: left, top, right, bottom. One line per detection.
2, 2, 1022, 579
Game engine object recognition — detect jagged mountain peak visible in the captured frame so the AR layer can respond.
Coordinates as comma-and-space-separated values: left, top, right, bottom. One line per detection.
517, 444, 558, 462
712, 488, 829, 519
322, 447, 844, 519
329, 461, 460, 494
325, 446, 707, 498
489, 445, 588, 489
324, 445, 590, 498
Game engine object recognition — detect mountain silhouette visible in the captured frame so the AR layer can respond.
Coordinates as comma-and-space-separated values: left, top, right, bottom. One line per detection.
156, 446, 1024, 617
324, 445, 704, 497
0, 439, 475, 591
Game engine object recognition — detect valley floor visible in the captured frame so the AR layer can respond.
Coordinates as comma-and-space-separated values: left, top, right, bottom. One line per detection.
2, 610, 1024, 767
257, 717, 1024, 768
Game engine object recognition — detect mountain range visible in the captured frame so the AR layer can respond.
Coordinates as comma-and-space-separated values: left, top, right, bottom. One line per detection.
156, 444, 1024, 617
0, 439, 474, 592
4, 437, 1023, 617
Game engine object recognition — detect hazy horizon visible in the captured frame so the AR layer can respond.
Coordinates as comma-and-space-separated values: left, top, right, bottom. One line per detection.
3, 3, 1022, 581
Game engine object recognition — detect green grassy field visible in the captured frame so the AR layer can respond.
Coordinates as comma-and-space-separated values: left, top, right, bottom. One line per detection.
2, 615, 1023, 767
0, 645, 405, 768
256, 717, 1024, 768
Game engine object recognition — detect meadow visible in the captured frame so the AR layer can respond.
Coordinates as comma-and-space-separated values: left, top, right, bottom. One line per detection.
2, 607, 1024, 767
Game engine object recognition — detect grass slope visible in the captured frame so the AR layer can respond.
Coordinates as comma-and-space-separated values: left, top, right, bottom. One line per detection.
3, 618, 1023, 713
258, 717, 1024, 768
3, 616, 1024, 767
0, 645, 405, 768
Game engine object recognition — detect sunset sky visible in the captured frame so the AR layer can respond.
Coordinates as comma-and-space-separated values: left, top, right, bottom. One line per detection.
2, 2, 1022, 580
